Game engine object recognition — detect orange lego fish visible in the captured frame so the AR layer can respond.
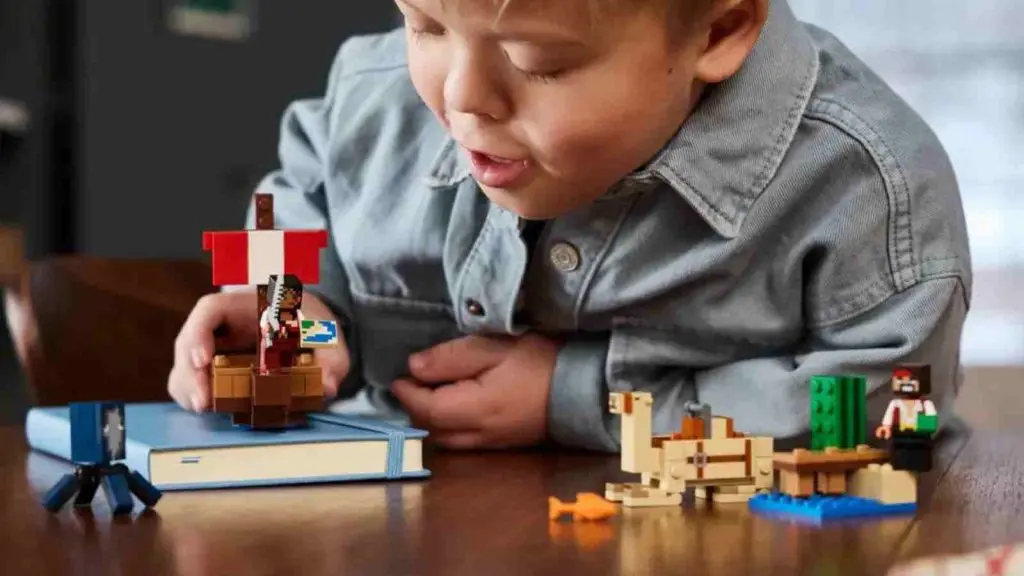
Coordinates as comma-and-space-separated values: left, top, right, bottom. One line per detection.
548, 492, 618, 521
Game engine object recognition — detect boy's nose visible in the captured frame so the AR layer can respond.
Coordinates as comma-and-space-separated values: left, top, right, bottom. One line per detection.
444, 59, 511, 122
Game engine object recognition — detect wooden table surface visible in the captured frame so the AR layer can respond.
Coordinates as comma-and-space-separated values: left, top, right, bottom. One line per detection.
4, 421, 1024, 576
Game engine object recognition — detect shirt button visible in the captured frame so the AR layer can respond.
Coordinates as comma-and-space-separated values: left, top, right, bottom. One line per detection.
549, 242, 580, 272
465, 299, 485, 317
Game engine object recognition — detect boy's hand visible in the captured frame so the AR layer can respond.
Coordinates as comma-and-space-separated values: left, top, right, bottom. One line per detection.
167, 289, 350, 412
391, 332, 562, 450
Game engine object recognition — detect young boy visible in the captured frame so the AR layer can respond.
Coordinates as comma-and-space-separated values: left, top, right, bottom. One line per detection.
168, 0, 971, 452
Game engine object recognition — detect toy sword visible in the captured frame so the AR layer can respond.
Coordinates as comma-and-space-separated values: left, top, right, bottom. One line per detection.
264, 275, 284, 348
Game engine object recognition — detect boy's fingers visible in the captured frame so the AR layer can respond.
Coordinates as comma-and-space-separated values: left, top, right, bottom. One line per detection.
174, 295, 225, 370
320, 370, 340, 398
391, 378, 434, 429
408, 335, 512, 383
391, 378, 485, 431
168, 369, 192, 410
315, 337, 351, 398
175, 293, 259, 364
429, 380, 487, 430
168, 363, 207, 412
191, 373, 209, 411
171, 293, 250, 411
319, 360, 344, 397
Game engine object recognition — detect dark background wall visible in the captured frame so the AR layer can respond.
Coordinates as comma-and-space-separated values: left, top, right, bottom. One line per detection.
0, 1, 45, 232
1, 1, 400, 259
0, 1, 400, 423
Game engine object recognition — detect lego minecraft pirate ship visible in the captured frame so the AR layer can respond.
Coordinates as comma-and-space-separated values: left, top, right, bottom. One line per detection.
202, 193, 340, 428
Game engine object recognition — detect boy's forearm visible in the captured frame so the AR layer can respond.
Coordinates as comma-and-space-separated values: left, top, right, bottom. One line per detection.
546, 275, 968, 452
696, 276, 968, 440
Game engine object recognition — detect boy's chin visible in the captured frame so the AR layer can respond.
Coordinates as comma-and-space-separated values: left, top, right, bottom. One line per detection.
479, 180, 598, 220
476, 184, 574, 221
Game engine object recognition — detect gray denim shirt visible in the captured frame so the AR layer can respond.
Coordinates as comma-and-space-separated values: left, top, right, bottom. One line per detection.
245, 0, 972, 451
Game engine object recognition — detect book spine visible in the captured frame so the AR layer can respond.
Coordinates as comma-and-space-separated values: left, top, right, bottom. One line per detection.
308, 414, 408, 478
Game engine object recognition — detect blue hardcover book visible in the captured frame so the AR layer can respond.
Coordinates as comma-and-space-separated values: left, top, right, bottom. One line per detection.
25, 402, 430, 491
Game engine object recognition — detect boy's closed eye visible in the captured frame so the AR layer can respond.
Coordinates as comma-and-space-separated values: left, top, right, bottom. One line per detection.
395, 0, 596, 82
502, 43, 592, 81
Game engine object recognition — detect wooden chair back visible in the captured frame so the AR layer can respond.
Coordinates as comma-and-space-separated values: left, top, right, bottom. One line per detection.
3, 257, 215, 405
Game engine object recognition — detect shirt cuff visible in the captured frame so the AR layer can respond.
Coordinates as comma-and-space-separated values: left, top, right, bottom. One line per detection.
547, 335, 616, 452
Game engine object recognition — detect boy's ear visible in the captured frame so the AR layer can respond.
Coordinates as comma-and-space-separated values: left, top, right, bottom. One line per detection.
693, 0, 769, 84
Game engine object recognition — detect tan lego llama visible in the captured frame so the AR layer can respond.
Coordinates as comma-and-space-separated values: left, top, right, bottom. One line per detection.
605, 391, 774, 507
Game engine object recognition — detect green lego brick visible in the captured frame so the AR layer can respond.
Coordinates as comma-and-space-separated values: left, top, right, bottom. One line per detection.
843, 375, 867, 447
809, 375, 842, 451
917, 414, 938, 434
809, 374, 868, 450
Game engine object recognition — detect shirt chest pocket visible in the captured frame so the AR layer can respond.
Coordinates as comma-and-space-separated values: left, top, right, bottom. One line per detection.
348, 291, 464, 390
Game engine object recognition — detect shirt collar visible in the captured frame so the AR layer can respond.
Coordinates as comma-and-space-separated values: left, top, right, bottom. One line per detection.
422, 135, 471, 189
425, 0, 819, 239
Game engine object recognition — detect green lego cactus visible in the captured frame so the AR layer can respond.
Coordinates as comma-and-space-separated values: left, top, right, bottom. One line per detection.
809, 374, 867, 450
847, 375, 867, 445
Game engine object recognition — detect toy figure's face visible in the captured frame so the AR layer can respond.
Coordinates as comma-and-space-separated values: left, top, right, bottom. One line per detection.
891, 369, 922, 398
102, 405, 126, 461
279, 287, 302, 308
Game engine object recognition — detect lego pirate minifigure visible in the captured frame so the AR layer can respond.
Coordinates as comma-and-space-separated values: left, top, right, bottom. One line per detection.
259, 273, 306, 374
875, 364, 938, 472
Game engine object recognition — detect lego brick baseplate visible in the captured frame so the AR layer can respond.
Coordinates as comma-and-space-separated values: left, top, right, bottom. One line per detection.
749, 492, 916, 524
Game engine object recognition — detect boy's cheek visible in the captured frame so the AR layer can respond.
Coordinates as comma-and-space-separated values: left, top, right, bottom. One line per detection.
405, 60, 447, 121
527, 108, 657, 169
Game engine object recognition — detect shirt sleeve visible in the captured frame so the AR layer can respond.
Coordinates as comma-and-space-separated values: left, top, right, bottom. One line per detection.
547, 333, 616, 451
231, 41, 365, 400
546, 275, 968, 452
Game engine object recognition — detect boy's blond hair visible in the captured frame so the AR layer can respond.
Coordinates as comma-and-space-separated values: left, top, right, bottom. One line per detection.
443, 0, 716, 33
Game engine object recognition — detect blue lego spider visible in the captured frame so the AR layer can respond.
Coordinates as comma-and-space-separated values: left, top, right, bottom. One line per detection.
41, 402, 162, 515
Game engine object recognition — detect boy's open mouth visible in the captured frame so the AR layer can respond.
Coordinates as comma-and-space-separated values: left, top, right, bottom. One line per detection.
466, 148, 532, 189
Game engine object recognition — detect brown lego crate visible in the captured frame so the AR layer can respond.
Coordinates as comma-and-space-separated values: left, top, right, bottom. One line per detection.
304, 370, 324, 397
211, 354, 256, 400
291, 360, 322, 397
252, 373, 292, 406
